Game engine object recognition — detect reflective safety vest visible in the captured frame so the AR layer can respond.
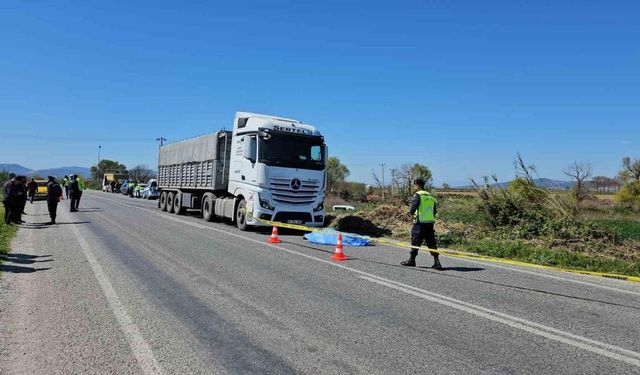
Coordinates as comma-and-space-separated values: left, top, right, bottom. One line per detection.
62, 178, 69, 187
415, 190, 436, 223
78, 178, 86, 191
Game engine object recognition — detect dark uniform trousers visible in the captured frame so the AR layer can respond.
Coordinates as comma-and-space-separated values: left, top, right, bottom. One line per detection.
411, 222, 438, 257
70, 196, 78, 211
3, 200, 12, 224
47, 201, 58, 222
76, 191, 83, 209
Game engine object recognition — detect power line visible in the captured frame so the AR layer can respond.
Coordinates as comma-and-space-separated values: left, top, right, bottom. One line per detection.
2, 134, 155, 143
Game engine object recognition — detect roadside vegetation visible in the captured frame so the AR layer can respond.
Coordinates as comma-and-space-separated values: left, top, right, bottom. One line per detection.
325, 156, 640, 277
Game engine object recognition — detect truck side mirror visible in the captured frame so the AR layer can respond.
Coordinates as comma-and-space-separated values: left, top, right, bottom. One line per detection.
324, 145, 329, 165
243, 136, 257, 163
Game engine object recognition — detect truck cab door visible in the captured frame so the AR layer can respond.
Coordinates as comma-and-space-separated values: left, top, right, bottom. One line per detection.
239, 135, 258, 184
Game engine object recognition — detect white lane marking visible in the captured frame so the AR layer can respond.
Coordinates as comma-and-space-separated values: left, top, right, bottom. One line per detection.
444, 253, 640, 296
68, 216, 163, 375
89, 193, 640, 296
359, 276, 640, 367
98, 200, 640, 367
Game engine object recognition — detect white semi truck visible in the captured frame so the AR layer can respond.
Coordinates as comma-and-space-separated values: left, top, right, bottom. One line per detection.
157, 112, 327, 230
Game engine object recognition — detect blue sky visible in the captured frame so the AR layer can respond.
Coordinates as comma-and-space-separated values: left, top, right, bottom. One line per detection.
1, 0, 638, 186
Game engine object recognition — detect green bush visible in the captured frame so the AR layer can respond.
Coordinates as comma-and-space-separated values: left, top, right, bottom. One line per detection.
476, 186, 547, 229
617, 181, 640, 211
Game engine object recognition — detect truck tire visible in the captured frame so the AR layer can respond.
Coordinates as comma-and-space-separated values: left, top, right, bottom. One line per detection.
236, 199, 249, 231
173, 192, 185, 215
202, 194, 215, 222
166, 192, 175, 213
159, 191, 168, 211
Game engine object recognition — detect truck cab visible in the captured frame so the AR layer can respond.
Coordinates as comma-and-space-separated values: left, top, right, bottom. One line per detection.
229, 112, 327, 229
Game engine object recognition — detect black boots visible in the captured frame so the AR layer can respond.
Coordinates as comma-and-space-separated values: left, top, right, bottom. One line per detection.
431, 256, 443, 270
401, 258, 416, 267
401, 255, 443, 270
401, 251, 418, 267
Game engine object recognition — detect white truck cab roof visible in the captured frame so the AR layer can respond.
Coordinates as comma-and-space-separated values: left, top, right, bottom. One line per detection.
234, 112, 321, 137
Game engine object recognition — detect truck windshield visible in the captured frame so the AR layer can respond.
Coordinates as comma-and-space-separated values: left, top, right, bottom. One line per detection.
259, 133, 325, 170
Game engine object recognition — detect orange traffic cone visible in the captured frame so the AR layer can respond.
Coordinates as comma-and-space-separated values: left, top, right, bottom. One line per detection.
331, 233, 348, 261
267, 225, 282, 244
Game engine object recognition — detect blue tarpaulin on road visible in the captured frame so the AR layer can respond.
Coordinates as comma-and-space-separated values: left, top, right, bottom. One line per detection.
303, 229, 372, 246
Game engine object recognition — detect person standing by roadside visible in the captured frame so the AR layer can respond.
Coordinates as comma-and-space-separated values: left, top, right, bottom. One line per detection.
46, 176, 63, 224
12, 176, 27, 224
69, 175, 79, 212
27, 178, 38, 204
62, 175, 70, 199
401, 178, 442, 270
3, 173, 17, 225
75, 175, 86, 210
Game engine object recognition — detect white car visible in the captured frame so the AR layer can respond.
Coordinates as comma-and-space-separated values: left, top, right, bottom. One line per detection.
332, 205, 356, 211
141, 179, 160, 199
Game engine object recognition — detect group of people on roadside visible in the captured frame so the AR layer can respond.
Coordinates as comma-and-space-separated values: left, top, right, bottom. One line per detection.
2, 173, 86, 226
109, 178, 122, 193
3, 174, 28, 225
62, 174, 86, 212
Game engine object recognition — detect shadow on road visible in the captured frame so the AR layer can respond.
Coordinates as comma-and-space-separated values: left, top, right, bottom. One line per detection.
420, 266, 485, 272
18, 221, 91, 229
0, 264, 51, 273
1, 254, 52, 274
282, 241, 486, 273
2, 253, 52, 259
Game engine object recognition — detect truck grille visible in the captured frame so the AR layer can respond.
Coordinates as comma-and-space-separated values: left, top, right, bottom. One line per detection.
270, 178, 319, 205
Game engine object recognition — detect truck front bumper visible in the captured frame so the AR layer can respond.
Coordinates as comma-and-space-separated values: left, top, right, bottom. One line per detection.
249, 207, 325, 228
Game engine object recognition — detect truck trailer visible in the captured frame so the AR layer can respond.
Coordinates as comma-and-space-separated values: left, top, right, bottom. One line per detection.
157, 112, 327, 230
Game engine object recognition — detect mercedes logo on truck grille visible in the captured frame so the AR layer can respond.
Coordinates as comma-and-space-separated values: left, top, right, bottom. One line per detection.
291, 178, 301, 190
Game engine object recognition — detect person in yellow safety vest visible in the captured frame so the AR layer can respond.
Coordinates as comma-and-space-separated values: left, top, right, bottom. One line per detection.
401, 178, 442, 270
136, 182, 143, 197
75, 175, 86, 210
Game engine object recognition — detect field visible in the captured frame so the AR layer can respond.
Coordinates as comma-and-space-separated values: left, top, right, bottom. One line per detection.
326, 191, 640, 277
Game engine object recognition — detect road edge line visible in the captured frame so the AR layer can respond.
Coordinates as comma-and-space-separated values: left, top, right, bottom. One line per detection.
68, 216, 164, 375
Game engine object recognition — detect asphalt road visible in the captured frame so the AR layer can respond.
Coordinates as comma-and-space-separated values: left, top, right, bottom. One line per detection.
1, 190, 640, 374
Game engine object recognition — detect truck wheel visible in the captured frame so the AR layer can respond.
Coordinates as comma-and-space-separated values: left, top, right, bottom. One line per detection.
173, 192, 185, 215
236, 199, 249, 231
166, 192, 175, 213
159, 192, 167, 211
202, 194, 215, 222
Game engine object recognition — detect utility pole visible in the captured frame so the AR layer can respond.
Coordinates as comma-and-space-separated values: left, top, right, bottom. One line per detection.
390, 168, 397, 197
156, 137, 167, 147
97, 145, 102, 189
380, 163, 386, 200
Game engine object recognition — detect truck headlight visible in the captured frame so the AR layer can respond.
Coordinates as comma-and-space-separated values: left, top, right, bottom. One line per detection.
259, 193, 275, 210
313, 202, 324, 212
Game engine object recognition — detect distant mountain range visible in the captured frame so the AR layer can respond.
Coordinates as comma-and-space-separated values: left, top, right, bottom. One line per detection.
0, 164, 91, 179
456, 178, 576, 190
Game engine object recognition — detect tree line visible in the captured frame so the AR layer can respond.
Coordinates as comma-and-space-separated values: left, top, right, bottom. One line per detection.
326, 155, 640, 210
90, 159, 156, 188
